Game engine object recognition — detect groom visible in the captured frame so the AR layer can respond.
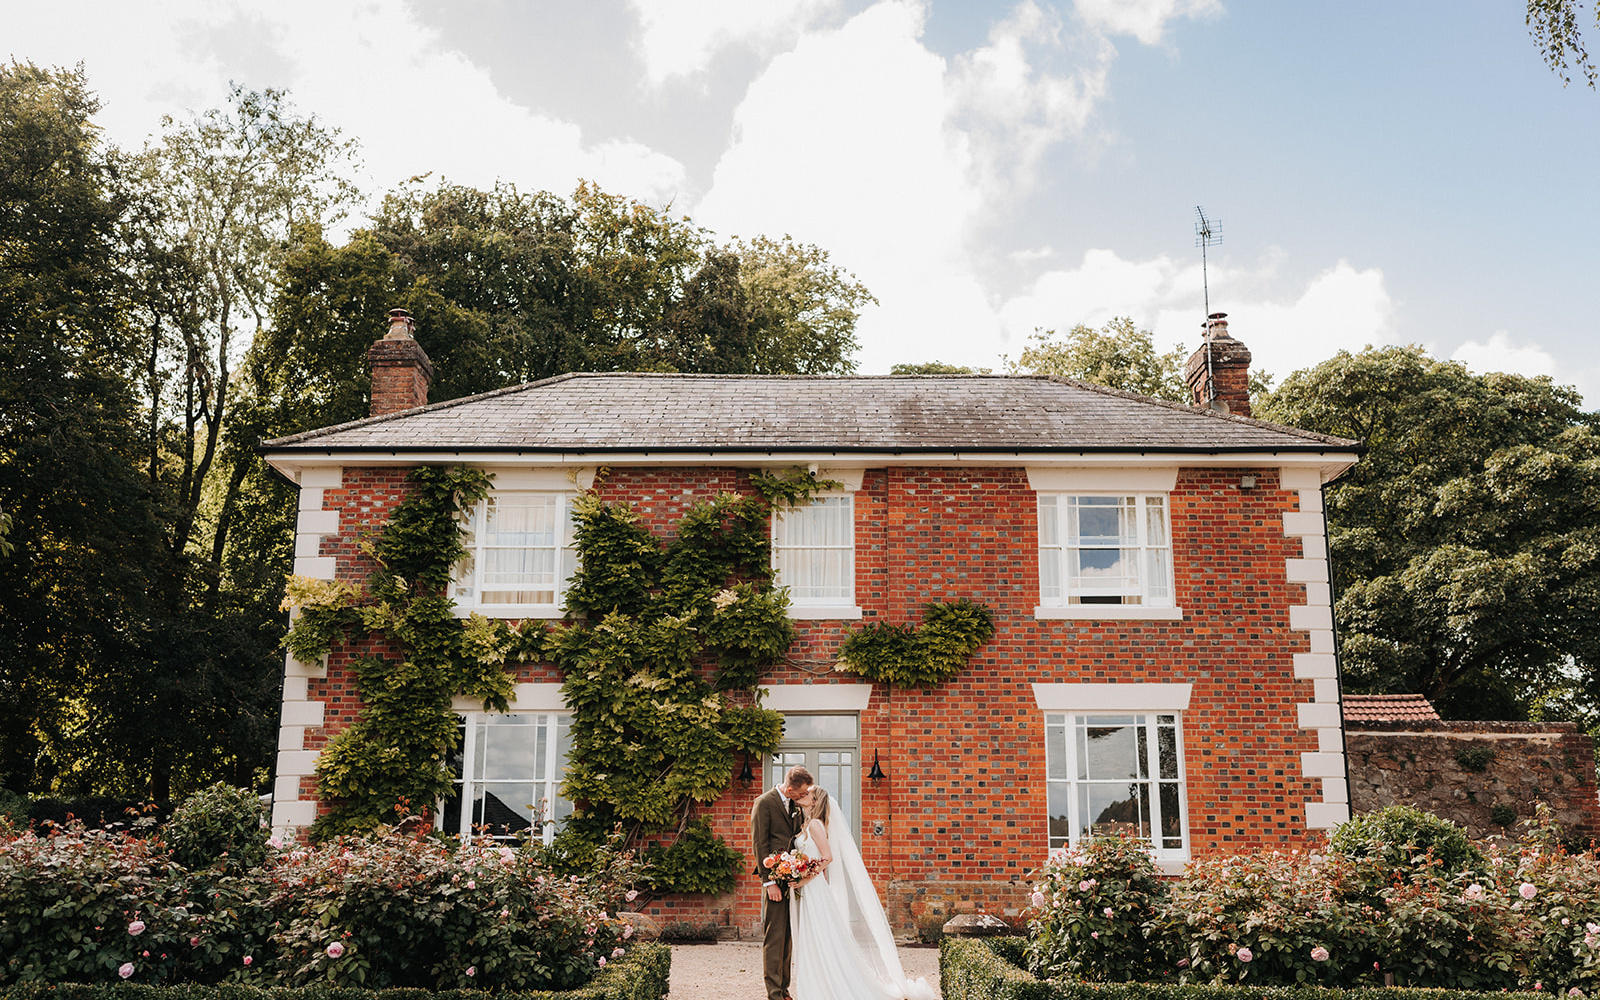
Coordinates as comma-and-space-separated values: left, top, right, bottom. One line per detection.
752, 764, 812, 1000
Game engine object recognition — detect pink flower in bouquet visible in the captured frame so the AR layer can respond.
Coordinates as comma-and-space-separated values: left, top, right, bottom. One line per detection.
1311, 946, 1330, 962
118, 963, 134, 979
1030, 891, 1047, 908
128, 920, 146, 936
326, 942, 346, 958
1236, 947, 1254, 963
1520, 882, 1538, 900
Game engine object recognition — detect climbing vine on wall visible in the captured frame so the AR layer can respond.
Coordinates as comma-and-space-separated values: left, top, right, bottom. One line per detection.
834, 599, 996, 688
549, 469, 839, 890
282, 466, 540, 838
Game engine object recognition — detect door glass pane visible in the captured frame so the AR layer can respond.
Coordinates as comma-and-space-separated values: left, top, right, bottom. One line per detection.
783, 715, 857, 742
769, 751, 807, 789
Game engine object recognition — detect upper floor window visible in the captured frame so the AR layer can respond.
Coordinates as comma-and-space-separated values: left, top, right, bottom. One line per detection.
441, 712, 572, 843
1045, 712, 1186, 860
452, 491, 577, 615
772, 495, 855, 609
1038, 494, 1172, 607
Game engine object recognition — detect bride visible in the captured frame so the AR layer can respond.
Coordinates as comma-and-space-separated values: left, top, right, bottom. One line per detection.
788, 787, 938, 1000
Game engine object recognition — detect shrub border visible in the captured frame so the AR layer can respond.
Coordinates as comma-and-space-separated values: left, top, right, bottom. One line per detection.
0, 944, 669, 1000
939, 938, 1550, 1000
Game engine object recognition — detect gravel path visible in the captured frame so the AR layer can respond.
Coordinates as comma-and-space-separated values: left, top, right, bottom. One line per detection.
667, 941, 940, 999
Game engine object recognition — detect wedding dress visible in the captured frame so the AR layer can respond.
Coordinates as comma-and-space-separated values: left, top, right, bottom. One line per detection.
788, 812, 938, 1000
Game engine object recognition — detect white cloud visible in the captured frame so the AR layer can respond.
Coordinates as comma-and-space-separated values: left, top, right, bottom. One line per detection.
999, 248, 1397, 381
627, 0, 840, 84
1072, 0, 1223, 46
694, 0, 1182, 371
1451, 331, 1558, 380
10, 0, 687, 205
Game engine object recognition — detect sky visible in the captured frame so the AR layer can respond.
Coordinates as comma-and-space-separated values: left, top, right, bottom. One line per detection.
11, 0, 1600, 403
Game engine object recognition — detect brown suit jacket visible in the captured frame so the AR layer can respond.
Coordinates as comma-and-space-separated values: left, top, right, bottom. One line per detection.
751, 786, 801, 882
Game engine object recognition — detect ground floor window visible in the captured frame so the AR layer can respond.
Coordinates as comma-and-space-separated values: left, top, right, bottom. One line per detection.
441, 712, 572, 843
769, 713, 859, 833
1044, 713, 1186, 859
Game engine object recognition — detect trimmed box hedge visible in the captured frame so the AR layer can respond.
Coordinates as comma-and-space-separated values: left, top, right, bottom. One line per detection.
939, 938, 1549, 1000
0, 944, 669, 1000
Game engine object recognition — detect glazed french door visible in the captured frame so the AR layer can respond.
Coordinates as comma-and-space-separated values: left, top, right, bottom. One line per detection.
768, 713, 859, 835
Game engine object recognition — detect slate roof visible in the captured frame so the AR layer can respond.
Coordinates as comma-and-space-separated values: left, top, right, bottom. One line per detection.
1342, 694, 1442, 724
260, 373, 1362, 455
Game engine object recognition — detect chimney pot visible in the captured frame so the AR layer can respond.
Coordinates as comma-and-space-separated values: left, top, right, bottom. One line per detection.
368, 308, 433, 416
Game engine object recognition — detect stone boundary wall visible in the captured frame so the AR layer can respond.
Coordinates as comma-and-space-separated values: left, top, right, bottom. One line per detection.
1346, 721, 1600, 843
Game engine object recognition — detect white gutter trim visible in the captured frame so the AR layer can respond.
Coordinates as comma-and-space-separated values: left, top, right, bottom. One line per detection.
265, 449, 1359, 485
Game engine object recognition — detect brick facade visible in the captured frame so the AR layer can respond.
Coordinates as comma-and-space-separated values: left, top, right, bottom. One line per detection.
271, 458, 1342, 937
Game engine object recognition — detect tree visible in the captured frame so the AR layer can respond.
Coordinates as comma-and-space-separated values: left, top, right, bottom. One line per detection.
1259, 346, 1600, 719
1006, 318, 1190, 400
1529, 0, 1598, 87
0, 62, 173, 791
889, 361, 988, 374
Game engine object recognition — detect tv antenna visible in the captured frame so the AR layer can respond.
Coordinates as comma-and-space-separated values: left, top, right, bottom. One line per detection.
1194, 206, 1222, 318
1193, 206, 1224, 409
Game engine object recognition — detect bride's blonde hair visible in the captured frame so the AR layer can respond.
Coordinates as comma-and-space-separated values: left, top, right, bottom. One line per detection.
808, 786, 832, 825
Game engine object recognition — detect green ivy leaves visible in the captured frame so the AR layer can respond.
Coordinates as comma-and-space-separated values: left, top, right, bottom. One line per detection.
835, 599, 995, 688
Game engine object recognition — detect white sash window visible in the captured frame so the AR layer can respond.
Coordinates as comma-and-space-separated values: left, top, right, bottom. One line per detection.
1038, 494, 1172, 606
452, 491, 577, 616
772, 495, 856, 607
1044, 712, 1187, 860
442, 712, 572, 843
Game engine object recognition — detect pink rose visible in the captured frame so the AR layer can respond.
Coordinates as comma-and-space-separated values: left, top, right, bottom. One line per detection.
1536, 982, 1544, 992
267, 835, 283, 849
1090, 931, 1099, 939
498, 847, 515, 864
466, 880, 476, 890
326, 941, 346, 958
499, 908, 510, 919
1569, 990, 1583, 997
1464, 883, 1485, 901
1078, 880, 1093, 892
1103, 907, 1113, 918
1521, 882, 1538, 900
118, 963, 134, 979
128, 920, 146, 936
612, 947, 625, 957
1311, 946, 1330, 962
1236, 947, 1254, 963
623, 925, 635, 939
190, 936, 200, 948
1030, 891, 1047, 908
625, 889, 639, 902
465, 967, 476, 978
598, 957, 607, 967
243, 956, 253, 967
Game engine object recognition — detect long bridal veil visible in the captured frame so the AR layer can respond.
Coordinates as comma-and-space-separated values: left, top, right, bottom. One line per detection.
826, 810, 938, 1000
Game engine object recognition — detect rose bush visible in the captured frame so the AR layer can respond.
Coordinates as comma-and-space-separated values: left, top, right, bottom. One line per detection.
0, 820, 643, 991
1026, 835, 1169, 981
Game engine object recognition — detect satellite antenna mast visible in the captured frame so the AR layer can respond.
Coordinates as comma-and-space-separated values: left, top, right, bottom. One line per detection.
1193, 206, 1224, 408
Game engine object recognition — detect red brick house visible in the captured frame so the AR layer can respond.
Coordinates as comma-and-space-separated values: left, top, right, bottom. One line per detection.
261, 311, 1361, 934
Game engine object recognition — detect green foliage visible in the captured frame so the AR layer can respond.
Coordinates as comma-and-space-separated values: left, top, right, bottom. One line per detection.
1492, 803, 1521, 827
0, 822, 659, 993
164, 785, 267, 872
550, 471, 842, 871
1330, 805, 1485, 874
1259, 346, 1600, 721
1006, 317, 1272, 404
835, 600, 995, 688
1027, 837, 1169, 982
280, 467, 515, 837
889, 361, 991, 375
1529, 0, 1598, 87
640, 818, 743, 894
1456, 745, 1497, 772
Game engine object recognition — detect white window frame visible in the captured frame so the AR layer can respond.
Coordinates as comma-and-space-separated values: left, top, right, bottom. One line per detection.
771, 492, 862, 620
1044, 711, 1189, 868
1035, 492, 1181, 620
450, 490, 577, 619
440, 711, 571, 844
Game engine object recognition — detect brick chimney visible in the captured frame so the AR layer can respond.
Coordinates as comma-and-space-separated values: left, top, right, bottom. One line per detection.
1184, 312, 1252, 417
367, 308, 433, 416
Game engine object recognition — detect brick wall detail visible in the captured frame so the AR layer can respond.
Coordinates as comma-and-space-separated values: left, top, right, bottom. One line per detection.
270, 461, 1328, 933
1348, 721, 1600, 843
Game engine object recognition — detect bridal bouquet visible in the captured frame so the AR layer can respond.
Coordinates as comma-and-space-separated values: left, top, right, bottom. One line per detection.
764, 849, 824, 897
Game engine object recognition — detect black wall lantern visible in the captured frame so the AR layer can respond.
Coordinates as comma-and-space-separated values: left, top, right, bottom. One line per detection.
738, 754, 756, 783
868, 751, 886, 781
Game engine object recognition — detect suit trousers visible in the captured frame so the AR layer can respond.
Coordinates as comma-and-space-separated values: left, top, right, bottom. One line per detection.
762, 890, 791, 1000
